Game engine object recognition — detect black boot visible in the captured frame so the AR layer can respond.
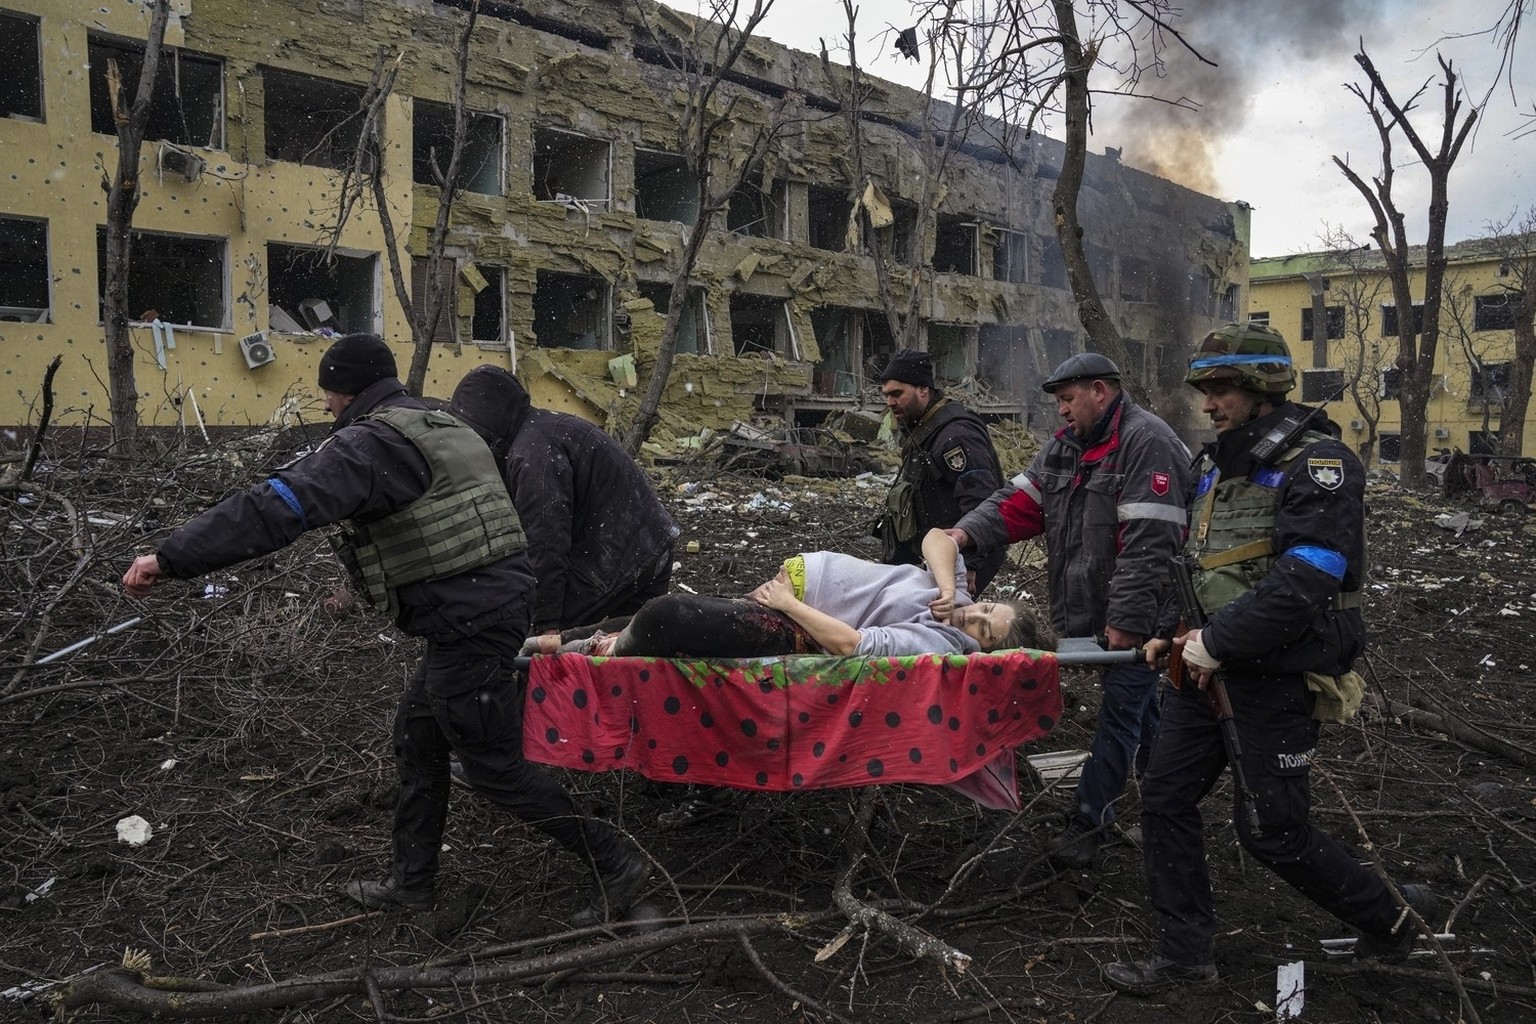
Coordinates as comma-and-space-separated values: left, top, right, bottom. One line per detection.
1103, 956, 1219, 996
571, 852, 651, 927
1355, 884, 1439, 963
343, 876, 435, 912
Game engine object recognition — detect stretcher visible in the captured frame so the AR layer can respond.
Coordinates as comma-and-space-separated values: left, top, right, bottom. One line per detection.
520, 648, 1087, 811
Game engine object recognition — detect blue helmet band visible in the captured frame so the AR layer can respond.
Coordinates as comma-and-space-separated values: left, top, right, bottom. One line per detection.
1190, 354, 1293, 369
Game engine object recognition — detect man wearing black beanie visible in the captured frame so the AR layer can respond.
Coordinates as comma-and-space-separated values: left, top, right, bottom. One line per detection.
874, 348, 1005, 594
123, 333, 650, 925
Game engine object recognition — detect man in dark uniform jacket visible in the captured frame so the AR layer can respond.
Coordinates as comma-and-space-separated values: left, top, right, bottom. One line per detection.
1104, 323, 1435, 995
123, 334, 648, 924
875, 349, 1005, 593
450, 364, 680, 643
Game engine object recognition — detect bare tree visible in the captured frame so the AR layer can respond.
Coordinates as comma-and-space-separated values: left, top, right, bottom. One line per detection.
1332, 49, 1476, 488
1317, 228, 1391, 467
322, 1, 482, 396
100, 0, 173, 454
621, 0, 790, 455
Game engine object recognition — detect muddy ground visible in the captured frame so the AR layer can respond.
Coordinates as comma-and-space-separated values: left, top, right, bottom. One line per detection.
2, 429, 1535, 1024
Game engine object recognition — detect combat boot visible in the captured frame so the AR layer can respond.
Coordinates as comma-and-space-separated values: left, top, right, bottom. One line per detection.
1355, 884, 1439, 963
571, 852, 651, 927
1103, 956, 1219, 996
343, 876, 435, 912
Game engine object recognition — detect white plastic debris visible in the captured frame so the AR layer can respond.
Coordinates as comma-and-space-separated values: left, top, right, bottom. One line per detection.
24, 877, 55, 904
1276, 960, 1304, 1020
116, 815, 153, 847
202, 582, 230, 599
159, 758, 178, 771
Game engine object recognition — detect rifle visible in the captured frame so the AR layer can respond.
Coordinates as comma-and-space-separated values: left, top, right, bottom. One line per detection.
1167, 554, 1262, 835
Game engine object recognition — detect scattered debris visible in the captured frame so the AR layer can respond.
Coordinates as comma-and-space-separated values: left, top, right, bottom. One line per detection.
115, 816, 153, 847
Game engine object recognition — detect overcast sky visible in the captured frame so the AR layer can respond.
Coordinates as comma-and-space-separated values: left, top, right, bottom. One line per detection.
663, 1, 1532, 258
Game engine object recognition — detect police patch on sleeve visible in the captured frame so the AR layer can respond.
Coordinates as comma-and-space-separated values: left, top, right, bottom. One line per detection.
943, 446, 968, 472
1307, 457, 1344, 490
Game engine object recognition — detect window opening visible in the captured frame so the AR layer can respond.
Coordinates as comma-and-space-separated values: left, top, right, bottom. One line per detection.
96, 227, 225, 329
810, 307, 856, 396
1300, 305, 1345, 340
993, 230, 1028, 284
730, 293, 786, 356
634, 149, 699, 225
978, 324, 1028, 399
1475, 292, 1521, 331
267, 243, 376, 334
1039, 234, 1067, 289
413, 100, 503, 194
928, 323, 976, 382
533, 270, 609, 349
727, 177, 784, 238
1380, 302, 1425, 336
89, 35, 223, 148
637, 282, 707, 354
264, 68, 365, 169
933, 216, 976, 275
0, 10, 43, 121
807, 185, 851, 252
532, 127, 610, 203
1300, 367, 1345, 403
0, 215, 49, 321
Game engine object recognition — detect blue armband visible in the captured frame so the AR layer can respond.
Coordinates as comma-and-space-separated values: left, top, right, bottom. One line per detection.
267, 477, 308, 532
1285, 545, 1345, 579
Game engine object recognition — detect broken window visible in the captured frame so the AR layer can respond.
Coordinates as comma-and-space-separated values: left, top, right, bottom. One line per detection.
409, 258, 505, 343
1041, 328, 1076, 370
1381, 302, 1425, 336
810, 307, 856, 396
927, 323, 976, 383
1249, 309, 1270, 326
1039, 235, 1068, 289
1300, 367, 1345, 403
634, 149, 699, 225
638, 282, 708, 354
993, 230, 1028, 284
267, 243, 376, 334
730, 293, 790, 357
410, 256, 456, 343
412, 100, 503, 195
861, 312, 896, 387
532, 127, 610, 203
863, 196, 917, 264
1300, 305, 1345, 341
727, 177, 785, 238
978, 325, 1028, 400
1379, 366, 1401, 399
1470, 361, 1511, 403
1218, 284, 1239, 321
96, 227, 225, 328
0, 216, 49, 322
1119, 256, 1150, 302
932, 217, 976, 275
89, 35, 223, 148
534, 270, 609, 349
1379, 432, 1401, 462
1475, 292, 1521, 331
807, 185, 851, 252
263, 68, 365, 169
0, 10, 42, 121
470, 265, 505, 342
1469, 429, 1501, 456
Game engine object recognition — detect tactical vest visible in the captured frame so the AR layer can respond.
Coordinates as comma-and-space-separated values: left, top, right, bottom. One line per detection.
330, 406, 526, 617
885, 399, 978, 545
1186, 430, 1363, 615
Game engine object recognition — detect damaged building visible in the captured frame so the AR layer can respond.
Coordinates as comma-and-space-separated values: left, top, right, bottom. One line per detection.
0, 0, 1249, 439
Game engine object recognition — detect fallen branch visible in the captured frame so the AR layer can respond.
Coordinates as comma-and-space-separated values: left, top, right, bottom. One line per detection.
1390, 698, 1536, 771
250, 912, 382, 941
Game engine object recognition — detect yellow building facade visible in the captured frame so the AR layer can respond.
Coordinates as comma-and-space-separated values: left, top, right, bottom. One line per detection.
0, 0, 1248, 436
1250, 238, 1531, 463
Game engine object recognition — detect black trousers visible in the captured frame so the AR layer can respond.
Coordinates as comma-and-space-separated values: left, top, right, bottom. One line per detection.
391, 622, 628, 890
561, 594, 820, 658
1141, 672, 1402, 964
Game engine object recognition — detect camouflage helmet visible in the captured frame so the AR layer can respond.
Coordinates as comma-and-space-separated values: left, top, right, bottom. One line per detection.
1184, 322, 1295, 396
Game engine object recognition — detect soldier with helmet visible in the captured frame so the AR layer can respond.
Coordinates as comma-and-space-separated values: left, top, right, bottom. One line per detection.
948, 350, 1190, 868
1104, 323, 1435, 995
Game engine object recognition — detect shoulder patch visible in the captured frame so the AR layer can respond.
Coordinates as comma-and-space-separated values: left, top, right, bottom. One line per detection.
1150, 471, 1170, 496
1307, 457, 1344, 491
943, 445, 968, 472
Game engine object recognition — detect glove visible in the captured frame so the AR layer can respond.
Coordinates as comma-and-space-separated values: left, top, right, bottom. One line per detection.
1182, 630, 1221, 671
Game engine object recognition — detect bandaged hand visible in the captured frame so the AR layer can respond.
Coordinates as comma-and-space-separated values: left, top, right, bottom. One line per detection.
1180, 628, 1221, 671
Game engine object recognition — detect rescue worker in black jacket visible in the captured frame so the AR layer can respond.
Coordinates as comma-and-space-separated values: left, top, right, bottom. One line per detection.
1104, 323, 1434, 995
875, 349, 1005, 593
122, 334, 649, 924
449, 364, 680, 643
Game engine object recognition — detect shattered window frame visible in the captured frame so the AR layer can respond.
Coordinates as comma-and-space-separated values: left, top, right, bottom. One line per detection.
727, 176, 786, 238
932, 216, 978, 276
1249, 309, 1270, 326
1469, 361, 1511, 404
806, 185, 851, 252
412, 99, 504, 195
1380, 301, 1425, 337
729, 292, 790, 357
1378, 431, 1401, 462
471, 264, 506, 343
1474, 292, 1521, 332
267, 242, 379, 336
1300, 305, 1345, 341
0, 214, 50, 322
809, 306, 858, 397
637, 282, 709, 355
927, 322, 977, 383
88, 33, 224, 149
992, 229, 1028, 284
634, 148, 699, 225
531, 126, 611, 205
0, 9, 43, 122
262, 66, 367, 170
533, 269, 611, 350
1379, 365, 1402, 400
95, 225, 228, 330
1299, 367, 1346, 403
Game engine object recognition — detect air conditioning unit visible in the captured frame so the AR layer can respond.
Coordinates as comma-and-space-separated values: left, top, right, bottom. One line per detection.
1434, 427, 1451, 440
1349, 419, 1365, 432
158, 146, 206, 183
239, 332, 276, 369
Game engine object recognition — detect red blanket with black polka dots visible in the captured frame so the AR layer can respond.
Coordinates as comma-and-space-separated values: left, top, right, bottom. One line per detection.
522, 650, 1061, 811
